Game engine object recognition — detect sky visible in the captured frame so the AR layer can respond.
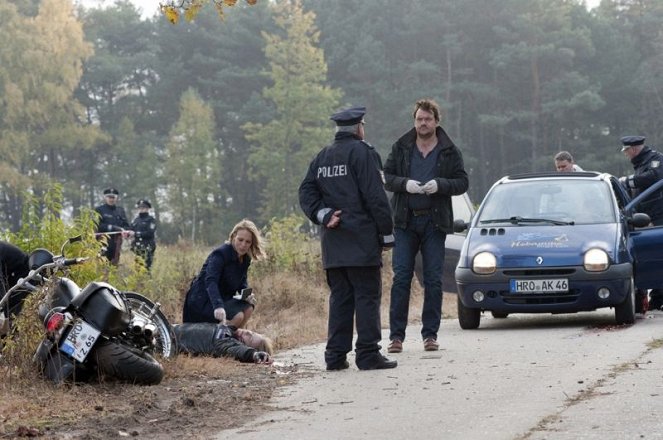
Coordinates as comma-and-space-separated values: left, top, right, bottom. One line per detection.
79, 0, 604, 19
77, 0, 162, 18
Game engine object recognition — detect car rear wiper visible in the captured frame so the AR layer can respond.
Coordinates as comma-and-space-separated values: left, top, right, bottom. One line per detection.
480, 216, 574, 226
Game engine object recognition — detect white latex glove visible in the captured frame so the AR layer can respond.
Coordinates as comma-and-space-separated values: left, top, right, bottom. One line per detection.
213, 307, 226, 324
405, 180, 424, 194
422, 179, 438, 195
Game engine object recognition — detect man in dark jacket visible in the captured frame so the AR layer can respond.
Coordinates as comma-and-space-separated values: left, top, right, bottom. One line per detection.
173, 323, 272, 363
384, 99, 468, 353
95, 187, 133, 265
131, 199, 157, 270
619, 135, 663, 309
299, 105, 397, 371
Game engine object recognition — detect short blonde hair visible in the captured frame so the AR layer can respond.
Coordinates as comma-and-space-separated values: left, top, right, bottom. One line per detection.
228, 219, 266, 261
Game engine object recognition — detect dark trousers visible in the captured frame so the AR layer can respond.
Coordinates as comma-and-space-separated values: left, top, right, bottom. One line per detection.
390, 215, 446, 341
102, 235, 123, 265
325, 266, 382, 368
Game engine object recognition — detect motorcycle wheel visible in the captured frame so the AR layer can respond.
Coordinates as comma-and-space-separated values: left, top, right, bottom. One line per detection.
122, 291, 177, 359
94, 339, 164, 385
34, 339, 94, 384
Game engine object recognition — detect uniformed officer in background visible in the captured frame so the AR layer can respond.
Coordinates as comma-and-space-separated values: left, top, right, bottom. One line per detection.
299, 105, 397, 371
619, 135, 663, 309
95, 187, 133, 265
131, 199, 157, 271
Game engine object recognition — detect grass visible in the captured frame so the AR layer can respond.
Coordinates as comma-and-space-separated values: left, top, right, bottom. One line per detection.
0, 239, 458, 436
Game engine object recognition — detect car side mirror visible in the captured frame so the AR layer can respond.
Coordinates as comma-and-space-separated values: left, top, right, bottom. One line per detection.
453, 219, 468, 233
628, 212, 651, 228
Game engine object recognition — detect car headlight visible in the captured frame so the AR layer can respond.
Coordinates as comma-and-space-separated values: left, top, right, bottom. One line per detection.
473, 252, 497, 274
584, 248, 609, 272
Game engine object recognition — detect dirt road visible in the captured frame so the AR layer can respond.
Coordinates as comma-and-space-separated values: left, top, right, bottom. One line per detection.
219, 310, 663, 440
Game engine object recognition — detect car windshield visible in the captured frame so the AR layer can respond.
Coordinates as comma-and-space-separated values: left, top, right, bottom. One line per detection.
477, 179, 616, 226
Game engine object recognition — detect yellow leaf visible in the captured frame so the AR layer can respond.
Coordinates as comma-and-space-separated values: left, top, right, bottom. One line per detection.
160, 5, 179, 24
184, 2, 202, 21
224, 0, 238, 5
246, 0, 257, 4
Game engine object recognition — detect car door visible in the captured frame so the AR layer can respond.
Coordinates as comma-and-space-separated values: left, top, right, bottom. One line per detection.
624, 179, 663, 289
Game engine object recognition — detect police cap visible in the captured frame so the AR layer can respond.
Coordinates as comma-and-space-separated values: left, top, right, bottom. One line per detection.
103, 187, 119, 196
620, 135, 645, 151
136, 199, 152, 209
330, 106, 366, 126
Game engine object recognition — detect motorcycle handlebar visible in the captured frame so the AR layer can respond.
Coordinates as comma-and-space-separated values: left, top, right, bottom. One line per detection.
0, 257, 88, 310
63, 257, 88, 266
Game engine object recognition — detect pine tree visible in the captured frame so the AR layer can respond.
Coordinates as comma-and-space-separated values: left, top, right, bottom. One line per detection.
243, 0, 340, 222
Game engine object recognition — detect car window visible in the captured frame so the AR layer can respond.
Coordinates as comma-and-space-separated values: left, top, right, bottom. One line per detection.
477, 179, 615, 225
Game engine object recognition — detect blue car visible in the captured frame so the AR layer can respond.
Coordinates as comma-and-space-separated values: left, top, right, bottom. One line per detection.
454, 171, 663, 329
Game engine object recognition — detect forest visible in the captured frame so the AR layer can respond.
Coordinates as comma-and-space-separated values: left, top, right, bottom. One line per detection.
2, 0, 663, 242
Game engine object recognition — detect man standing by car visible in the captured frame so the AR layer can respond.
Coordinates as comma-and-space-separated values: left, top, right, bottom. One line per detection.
384, 99, 468, 353
619, 135, 663, 309
554, 151, 584, 172
299, 105, 397, 371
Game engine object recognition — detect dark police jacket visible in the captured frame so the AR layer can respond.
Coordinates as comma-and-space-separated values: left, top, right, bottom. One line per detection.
94, 203, 131, 233
630, 146, 663, 221
384, 126, 469, 233
184, 243, 249, 320
173, 323, 256, 362
299, 132, 393, 269
131, 213, 157, 251
0, 241, 29, 297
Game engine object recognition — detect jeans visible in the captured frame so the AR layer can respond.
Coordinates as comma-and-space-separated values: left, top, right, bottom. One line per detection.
389, 214, 447, 341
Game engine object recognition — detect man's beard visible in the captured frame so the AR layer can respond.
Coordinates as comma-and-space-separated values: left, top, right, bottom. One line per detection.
417, 127, 435, 140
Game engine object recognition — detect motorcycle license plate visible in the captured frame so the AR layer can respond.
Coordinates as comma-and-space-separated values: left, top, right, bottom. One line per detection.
60, 319, 100, 362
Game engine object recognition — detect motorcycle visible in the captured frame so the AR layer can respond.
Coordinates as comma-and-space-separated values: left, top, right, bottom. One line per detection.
0, 236, 176, 385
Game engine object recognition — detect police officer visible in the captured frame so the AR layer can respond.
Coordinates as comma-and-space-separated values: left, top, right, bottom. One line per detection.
95, 187, 133, 265
619, 135, 663, 309
131, 199, 157, 270
299, 105, 397, 371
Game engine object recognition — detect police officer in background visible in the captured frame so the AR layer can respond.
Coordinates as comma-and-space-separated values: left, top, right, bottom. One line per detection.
95, 187, 133, 265
131, 199, 157, 270
299, 105, 397, 371
619, 135, 663, 309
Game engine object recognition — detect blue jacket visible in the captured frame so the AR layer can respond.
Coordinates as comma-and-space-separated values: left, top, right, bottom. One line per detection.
182, 243, 250, 323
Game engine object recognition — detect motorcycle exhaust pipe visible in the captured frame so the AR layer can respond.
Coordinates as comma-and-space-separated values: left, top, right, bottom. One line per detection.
130, 317, 147, 335
143, 323, 157, 339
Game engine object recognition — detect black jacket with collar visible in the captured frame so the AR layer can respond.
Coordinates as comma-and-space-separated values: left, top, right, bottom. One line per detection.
384, 126, 469, 232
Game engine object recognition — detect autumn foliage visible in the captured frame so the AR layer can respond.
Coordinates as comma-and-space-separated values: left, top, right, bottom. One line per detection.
160, 0, 258, 24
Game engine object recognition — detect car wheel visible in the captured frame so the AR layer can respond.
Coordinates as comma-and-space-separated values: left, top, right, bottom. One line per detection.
615, 278, 636, 325
457, 299, 481, 329
491, 311, 508, 319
